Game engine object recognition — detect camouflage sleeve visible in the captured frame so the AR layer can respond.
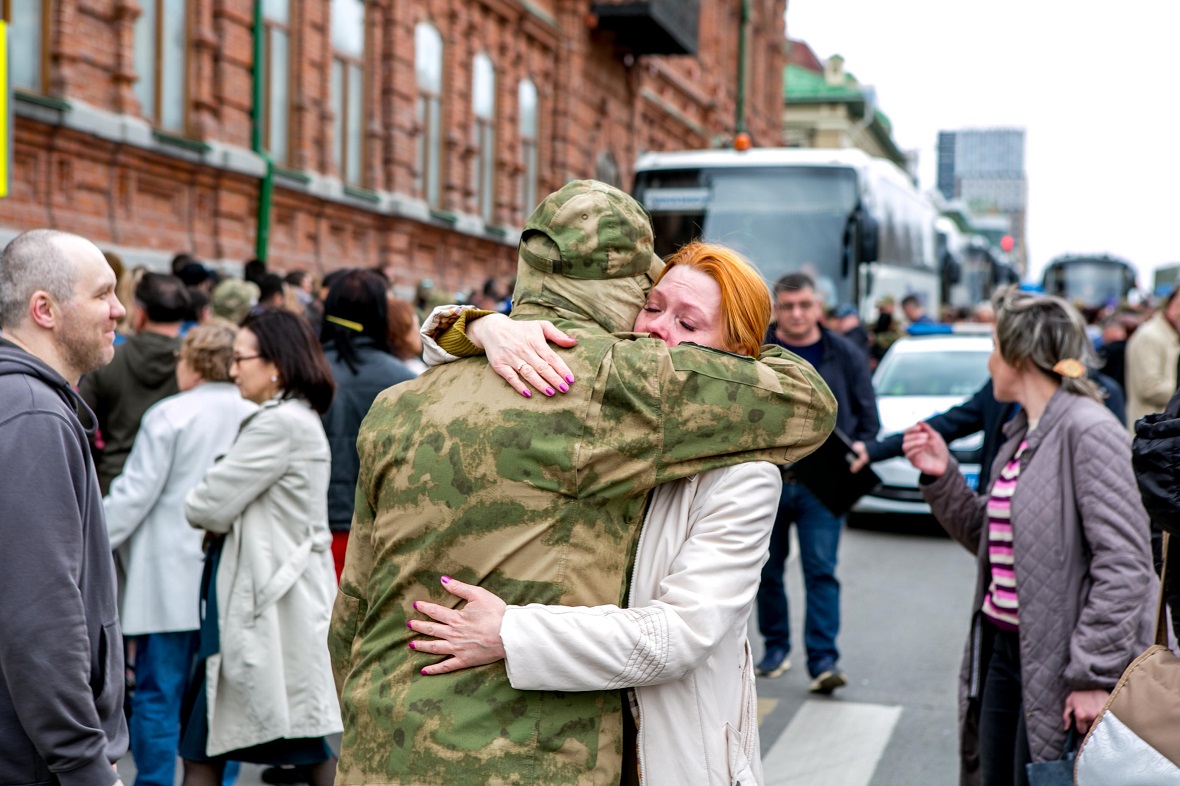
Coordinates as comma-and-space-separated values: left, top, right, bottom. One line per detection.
328, 481, 375, 696
605, 340, 837, 488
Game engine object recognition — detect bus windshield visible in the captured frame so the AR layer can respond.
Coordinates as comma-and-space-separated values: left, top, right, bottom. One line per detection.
634, 166, 859, 303
1043, 260, 1129, 307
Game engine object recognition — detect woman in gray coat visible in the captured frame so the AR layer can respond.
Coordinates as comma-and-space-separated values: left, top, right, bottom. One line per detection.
903, 287, 1156, 786
181, 309, 341, 786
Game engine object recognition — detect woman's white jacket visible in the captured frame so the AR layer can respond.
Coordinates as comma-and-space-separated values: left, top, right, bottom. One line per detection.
500, 462, 781, 786
184, 397, 343, 756
104, 382, 256, 636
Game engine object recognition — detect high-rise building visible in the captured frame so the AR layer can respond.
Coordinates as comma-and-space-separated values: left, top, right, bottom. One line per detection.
937, 128, 1028, 273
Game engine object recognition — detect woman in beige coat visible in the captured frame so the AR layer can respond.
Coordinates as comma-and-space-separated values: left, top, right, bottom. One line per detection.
904, 287, 1155, 786
181, 309, 341, 786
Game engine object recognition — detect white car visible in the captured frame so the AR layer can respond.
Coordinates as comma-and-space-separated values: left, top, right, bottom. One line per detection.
852, 332, 993, 518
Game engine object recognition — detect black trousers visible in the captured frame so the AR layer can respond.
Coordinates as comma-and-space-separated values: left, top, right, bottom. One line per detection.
978, 621, 1032, 786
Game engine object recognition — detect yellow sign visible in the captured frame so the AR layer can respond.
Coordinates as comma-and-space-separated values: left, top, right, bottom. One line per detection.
0, 20, 7, 199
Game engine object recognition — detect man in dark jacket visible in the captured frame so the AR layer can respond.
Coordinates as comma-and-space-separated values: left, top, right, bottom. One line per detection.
80, 272, 189, 493
853, 371, 1127, 493
755, 272, 880, 693
0, 229, 129, 786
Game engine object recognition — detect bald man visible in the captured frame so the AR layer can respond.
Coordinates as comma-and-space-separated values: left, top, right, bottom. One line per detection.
0, 230, 129, 786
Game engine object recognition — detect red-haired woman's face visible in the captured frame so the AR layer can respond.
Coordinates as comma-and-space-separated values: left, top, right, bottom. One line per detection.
633, 265, 725, 351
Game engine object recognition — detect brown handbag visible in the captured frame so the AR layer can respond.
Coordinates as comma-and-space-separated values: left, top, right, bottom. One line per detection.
1073, 532, 1180, 784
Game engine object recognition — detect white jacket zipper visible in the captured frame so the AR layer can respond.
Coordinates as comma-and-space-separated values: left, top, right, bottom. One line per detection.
629, 494, 658, 785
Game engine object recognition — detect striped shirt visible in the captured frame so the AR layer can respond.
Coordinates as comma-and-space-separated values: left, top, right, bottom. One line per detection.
981, 440, 1028, 631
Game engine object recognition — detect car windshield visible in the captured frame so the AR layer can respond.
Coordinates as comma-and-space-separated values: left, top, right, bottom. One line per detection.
875, 347, 992, 397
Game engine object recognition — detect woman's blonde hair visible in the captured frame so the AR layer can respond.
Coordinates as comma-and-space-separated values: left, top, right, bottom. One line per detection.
992, 285, 1102, 403
180, 322, 237, 383
656, 241, 771, 357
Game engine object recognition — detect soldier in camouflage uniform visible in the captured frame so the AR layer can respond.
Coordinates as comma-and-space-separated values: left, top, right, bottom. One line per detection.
330, 180, 837, 785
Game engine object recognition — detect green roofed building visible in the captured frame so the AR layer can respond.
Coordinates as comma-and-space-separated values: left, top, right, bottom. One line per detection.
782, 40, 911, 175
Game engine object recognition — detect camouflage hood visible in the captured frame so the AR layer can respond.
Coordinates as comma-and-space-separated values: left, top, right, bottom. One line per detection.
510, 179, 662, 334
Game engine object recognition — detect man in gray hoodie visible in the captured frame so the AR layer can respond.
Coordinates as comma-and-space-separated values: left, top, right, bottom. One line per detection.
0, 229, 129, 786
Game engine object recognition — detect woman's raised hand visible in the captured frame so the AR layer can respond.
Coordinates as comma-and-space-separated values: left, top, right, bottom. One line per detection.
407, 576, 508, 675
902, 422, 950, 478
466, 313, 578, 398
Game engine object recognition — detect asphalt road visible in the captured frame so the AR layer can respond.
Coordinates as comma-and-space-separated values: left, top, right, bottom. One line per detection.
755, 517, 978, 786
118, 516, 976, 786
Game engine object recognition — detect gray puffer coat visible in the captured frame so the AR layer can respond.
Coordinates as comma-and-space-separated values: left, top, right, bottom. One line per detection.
921, 388, 1156, 786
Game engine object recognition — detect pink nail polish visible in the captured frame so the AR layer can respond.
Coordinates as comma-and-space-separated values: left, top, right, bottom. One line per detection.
545, 387, 555, 396
521, 389, 531, 398
421, 668, 428, 675
558, 383, 568, 393
412, 602, 418, 611
441, 575, 451, 584
406, 621, 413, 629
566, 375, 575, 384
408, 641, 416, 649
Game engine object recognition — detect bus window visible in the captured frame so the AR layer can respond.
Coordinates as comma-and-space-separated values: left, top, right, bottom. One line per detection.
636, 166, 859, 301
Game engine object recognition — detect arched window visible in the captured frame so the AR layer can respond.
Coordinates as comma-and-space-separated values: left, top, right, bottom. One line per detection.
5, 0, 51, 95
518, 78, 538, 218
415, 22, 444, 207
471, 53, 496, 223
134, 0, 188, 132
330, 0, 365, 185
259, 0, 292, 163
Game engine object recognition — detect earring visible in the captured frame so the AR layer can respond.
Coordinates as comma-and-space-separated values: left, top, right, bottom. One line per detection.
271, 375, 278, 383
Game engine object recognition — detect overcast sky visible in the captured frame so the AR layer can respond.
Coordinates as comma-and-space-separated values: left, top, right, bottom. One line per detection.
785, 0, 1180, 285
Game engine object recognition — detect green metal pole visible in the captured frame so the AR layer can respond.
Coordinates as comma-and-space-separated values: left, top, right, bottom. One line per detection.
734, 0, 750, 136
252, 0, 273, 263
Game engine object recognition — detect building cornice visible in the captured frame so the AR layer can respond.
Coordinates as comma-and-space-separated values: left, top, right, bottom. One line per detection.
12, 94, 521, 249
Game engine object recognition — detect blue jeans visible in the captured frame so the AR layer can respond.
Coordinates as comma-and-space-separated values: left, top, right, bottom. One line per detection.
756, 479, 843, 677
130, 631, 200, 786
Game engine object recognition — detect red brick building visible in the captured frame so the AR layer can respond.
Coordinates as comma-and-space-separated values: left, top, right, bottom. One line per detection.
0, 1, 785, 294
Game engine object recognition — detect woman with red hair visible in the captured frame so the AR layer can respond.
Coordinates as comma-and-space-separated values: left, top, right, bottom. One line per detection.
408, 241, 787, 786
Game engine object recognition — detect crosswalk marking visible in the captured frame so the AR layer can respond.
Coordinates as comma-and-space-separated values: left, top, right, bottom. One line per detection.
761, 700, 903, 786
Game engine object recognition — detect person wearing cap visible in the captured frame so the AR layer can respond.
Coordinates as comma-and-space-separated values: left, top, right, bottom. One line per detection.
407, 239, 823, 785
329, 181, 837, 785
210, 278, 260, 325
903, 286, 1155, 785
177, 261, 213, 293
870, 295, 902, 367
835, 302, 870, 357
901, 293, 934, 326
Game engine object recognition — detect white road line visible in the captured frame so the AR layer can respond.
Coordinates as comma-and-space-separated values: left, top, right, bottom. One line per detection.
761, 700, 903, 786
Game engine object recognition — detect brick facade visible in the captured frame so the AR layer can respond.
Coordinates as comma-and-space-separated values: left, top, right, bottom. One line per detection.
0, 0, 785, 294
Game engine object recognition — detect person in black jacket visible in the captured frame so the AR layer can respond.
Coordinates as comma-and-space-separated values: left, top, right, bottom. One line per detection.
319, 269, 416, 579
755, 273, 880, 693
851, 371, 1127, 492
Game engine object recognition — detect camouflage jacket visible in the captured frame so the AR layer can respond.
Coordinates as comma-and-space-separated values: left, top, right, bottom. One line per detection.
330, 181, 836, 785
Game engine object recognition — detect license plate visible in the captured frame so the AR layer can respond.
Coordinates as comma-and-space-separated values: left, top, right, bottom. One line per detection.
963, 471, 979, 490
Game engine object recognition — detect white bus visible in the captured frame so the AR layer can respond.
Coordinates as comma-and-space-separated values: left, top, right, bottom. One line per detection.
632, 148, 942, 316
1041, 254, 1138, 309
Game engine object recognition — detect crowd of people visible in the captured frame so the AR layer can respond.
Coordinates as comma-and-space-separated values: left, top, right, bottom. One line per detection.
0, 179, 1174, 786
